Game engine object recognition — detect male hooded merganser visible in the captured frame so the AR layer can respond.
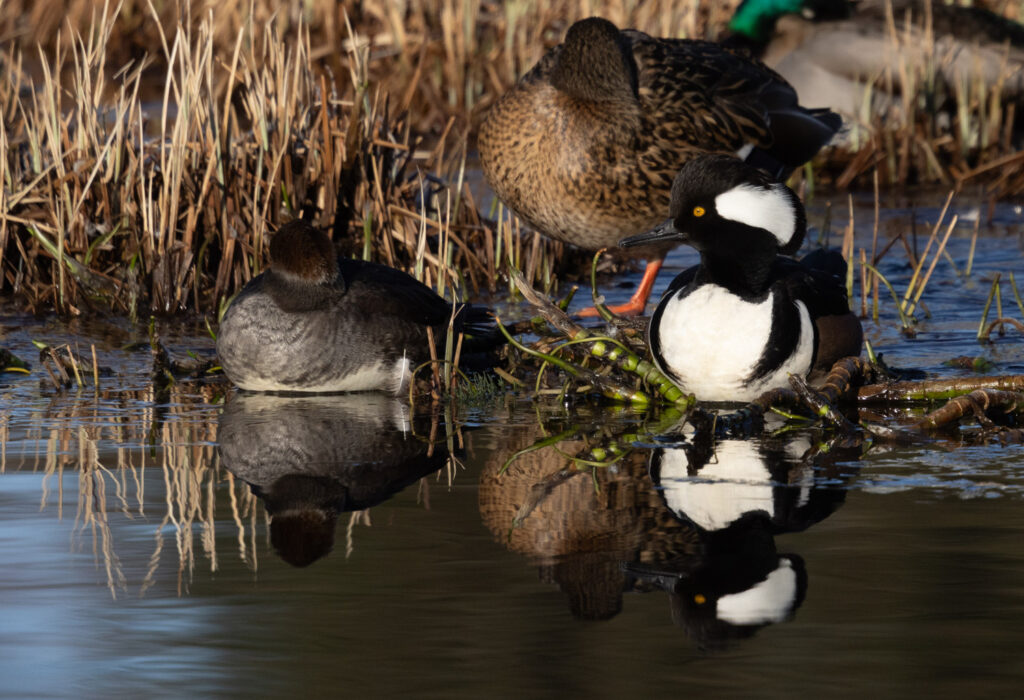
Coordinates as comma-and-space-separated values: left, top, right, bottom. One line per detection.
725, 0, 1024, 117
622, 419, 860, 650
217, 220, 496, 393
619, 154, 862, 402
478, 16, 841, 316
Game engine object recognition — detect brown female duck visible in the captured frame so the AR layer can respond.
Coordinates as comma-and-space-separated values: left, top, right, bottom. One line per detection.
478, 16, 841, 316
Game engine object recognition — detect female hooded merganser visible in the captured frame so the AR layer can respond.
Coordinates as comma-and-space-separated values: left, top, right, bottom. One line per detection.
478, 16, 841, 317
217, 220, 496, 394
619, 154, 862, 402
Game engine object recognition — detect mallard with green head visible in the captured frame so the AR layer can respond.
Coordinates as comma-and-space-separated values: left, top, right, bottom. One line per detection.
726, 0, 1024, 116
478, 16, 841, 317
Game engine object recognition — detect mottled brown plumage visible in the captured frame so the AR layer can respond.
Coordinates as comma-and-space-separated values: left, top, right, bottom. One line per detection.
478, 17, 841, 255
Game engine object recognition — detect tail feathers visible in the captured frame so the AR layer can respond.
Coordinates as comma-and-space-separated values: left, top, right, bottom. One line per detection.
451, 303, 504, 352
800, 248, 848, 278
745, 103, 843, 178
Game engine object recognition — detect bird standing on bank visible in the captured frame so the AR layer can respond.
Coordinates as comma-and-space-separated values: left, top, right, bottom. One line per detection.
479, 16, 841, 316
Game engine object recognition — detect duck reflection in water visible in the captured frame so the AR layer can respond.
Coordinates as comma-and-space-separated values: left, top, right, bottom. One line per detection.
625, 416, 861, 651
218, 393, 450, 567
479, 420, 703, 621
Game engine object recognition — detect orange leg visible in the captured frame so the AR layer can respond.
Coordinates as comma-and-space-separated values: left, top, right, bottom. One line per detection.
576, 257, 664, 318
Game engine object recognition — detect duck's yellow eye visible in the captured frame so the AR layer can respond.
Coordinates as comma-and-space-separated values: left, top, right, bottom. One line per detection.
693, 206, 706, 217
694, 594, 707, 605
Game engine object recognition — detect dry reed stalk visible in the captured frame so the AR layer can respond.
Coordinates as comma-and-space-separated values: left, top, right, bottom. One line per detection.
2, 0, 1024, 317
3, 1, 587, 315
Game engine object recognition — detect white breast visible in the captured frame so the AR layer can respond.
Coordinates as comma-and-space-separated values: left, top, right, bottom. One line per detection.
654, 285, 814, 402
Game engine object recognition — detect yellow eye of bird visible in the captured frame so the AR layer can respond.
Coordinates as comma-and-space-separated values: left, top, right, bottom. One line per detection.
693, 206, 706, 217
694, 594, 706, 605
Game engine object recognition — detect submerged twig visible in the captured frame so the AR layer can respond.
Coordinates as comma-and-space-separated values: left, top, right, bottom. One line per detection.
913, 389, 1024, 431
855, 375, 1024, 403
980, 318, 1024, 342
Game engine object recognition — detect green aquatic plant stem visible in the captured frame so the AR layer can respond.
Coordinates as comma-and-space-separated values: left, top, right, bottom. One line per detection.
863, 262, 912, 330
509, 269, 691, 406
552, 335, 693, 407
498, 429, 581, 475
977, 274, 1002, 341
495, 315, 652, 406
500, 406, 689, 477
1010, 273, 1024, 320
589, 249, 615, 322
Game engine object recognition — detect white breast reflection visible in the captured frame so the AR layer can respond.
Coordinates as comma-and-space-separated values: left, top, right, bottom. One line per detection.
657, 437, 813, 532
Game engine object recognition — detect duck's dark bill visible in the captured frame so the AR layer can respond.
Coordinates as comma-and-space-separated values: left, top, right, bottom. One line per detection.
618, 219, 682, 248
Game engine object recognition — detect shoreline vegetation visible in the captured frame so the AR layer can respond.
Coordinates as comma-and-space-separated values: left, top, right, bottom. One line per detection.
0, 0, 1023, 317
0, 2, 1022, 535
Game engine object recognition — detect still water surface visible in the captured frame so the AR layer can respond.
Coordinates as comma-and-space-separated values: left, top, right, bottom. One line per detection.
1, 190, 1023, 698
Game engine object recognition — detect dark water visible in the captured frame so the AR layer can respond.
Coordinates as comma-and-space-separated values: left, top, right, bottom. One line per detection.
1, 191, 1023, 699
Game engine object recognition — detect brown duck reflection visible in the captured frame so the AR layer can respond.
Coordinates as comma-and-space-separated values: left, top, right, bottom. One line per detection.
478, 423, 701, 621
218, 393, 449, 567
625, 417, 861, 651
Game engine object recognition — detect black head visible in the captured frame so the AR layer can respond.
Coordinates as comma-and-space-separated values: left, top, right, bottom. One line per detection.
269, 220, 340, 286
619, 154, 806, 259
550, 17, 639, 102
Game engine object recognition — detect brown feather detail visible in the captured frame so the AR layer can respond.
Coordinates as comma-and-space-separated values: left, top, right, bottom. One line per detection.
478, 18, 836, 254
270, 220, 339, 285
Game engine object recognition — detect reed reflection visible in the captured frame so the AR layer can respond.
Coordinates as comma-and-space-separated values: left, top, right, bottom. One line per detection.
626, 416, 861, 651
218, 393, 450, 567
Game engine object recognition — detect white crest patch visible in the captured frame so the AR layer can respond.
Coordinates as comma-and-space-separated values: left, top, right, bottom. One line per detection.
657, 440, 775, 532
715, 183, 796, 247
717, 558, 798, 625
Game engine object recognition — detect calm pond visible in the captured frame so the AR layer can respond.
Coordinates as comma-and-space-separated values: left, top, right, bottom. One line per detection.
1, 189, 1023, 698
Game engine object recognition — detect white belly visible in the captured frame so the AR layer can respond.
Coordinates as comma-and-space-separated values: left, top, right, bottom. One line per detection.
234, 356, 412, 394
654, 285, 814, 402
717, 559, 799, 625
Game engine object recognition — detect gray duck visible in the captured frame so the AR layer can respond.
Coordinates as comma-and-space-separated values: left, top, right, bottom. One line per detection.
216, 220, 495, 393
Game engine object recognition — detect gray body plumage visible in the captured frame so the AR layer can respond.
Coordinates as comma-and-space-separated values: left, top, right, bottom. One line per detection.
216, 241, 494, 394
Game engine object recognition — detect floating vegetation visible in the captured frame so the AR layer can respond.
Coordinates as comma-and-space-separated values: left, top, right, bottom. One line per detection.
0, 347, 30, 373
496, 257, 1024, 471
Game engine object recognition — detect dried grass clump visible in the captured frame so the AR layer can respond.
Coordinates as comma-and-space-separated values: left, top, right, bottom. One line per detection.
807, 1, 1024, 194
4, 0, 1024, 316
0, 3, 577, 315
0, 1, 741, 123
